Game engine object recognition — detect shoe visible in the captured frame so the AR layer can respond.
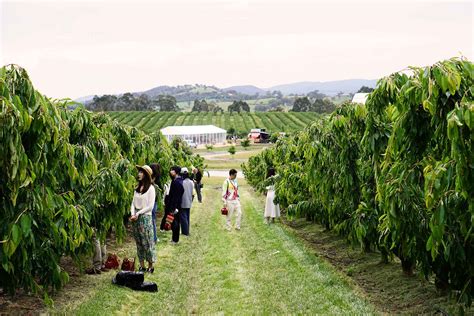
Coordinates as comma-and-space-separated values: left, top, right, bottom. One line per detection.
147, 267, 155, 274
100, 266, 110, 272
225, 226, 232, 231
170, 240, 179, 245
159, 229, 165, 233
235, 227, 241, 231
138, 266, 147, 272
86, 267, 101, 275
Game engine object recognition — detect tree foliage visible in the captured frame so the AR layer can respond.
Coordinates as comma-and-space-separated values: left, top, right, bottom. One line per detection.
291, 96, 335, 113
0, 65, 202, 298
85, 93, 179, 112
243, 57, 474, 307
291, 97, 312, 112
357, 86, 375, 93
228, 100, 250, 113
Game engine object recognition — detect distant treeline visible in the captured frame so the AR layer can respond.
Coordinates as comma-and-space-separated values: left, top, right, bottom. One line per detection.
84, 86, 373, 113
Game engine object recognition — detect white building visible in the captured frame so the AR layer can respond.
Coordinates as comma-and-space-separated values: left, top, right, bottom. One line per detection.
160, 125, 227, 145
351, 93, 369, 104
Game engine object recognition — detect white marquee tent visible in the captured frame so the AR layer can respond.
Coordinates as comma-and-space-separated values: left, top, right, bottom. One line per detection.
160, 125, 227, 145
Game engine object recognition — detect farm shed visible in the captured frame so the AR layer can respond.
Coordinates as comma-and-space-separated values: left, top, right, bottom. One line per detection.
351, 93, 369, 104
160, 125, 227, 145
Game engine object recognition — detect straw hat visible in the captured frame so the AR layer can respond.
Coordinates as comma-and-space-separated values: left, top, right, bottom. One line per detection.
136, 165, 153, 179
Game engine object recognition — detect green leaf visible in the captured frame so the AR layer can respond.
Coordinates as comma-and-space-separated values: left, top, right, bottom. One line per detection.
20, 214, 32, 236
426, 235, 433, 251
464, 108, 472, 129
438, 204, 445, 224
11, 224, 21, 245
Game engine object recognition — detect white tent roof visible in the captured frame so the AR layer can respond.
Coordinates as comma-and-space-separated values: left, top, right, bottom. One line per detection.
160, 125, 227, 136
351, 93, 369, 104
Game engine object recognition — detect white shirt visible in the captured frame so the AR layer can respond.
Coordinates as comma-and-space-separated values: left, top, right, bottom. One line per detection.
130, 185, 156, 216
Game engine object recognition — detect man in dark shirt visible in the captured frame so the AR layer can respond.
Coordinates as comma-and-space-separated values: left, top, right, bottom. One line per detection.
167, 166, 184, 244
192, 167, 203, 203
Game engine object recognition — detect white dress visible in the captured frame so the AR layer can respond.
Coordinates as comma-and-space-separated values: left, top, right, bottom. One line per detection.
264, 185, 280, 218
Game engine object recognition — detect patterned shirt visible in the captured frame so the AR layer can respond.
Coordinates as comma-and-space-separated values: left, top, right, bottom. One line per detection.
222, 178, 239, 202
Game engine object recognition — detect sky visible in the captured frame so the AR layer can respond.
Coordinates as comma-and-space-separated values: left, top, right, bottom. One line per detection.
1, 0, 472, 99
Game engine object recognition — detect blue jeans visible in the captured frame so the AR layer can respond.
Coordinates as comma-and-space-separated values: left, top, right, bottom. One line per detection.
152, 202, 158, 242
180, 208, 190, 236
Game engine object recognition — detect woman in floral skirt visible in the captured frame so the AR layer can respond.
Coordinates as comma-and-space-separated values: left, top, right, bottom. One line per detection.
130, 165, 156, 273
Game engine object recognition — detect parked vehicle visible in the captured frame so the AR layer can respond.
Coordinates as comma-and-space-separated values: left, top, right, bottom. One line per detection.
183, 139, 198, 148
248, 128, 270, 143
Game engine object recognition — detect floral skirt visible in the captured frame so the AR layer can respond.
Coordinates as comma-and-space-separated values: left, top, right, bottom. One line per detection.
132, 215, 156, 263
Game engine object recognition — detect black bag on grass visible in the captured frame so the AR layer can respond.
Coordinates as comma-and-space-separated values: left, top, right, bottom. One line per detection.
112, 271, 144, 287
112, 271, 158, 292
136, 281, 158, 292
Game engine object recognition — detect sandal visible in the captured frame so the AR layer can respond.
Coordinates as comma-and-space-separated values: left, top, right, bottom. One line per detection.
147, 267, 154, 274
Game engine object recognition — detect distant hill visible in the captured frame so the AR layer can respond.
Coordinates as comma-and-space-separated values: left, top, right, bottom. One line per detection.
141, 84, 221, 98
223, 85, 266, 95
75, 79, 377, 103
267, 79, 377, 95
74, 95, 95, 104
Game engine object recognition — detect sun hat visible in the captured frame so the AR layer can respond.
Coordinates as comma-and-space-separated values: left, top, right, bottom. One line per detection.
136, 165, 153, 179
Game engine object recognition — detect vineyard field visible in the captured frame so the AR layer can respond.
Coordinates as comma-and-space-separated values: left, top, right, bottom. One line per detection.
107, 111, 321, 134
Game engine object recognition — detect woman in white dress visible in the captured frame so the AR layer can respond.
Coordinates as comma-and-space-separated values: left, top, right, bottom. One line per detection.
264, 168, 280, 224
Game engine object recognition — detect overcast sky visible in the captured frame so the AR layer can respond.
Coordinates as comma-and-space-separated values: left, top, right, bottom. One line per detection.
1, 0, 472, 99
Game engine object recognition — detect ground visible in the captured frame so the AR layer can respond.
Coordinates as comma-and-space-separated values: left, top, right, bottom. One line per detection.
44, 177, 375, 314
194, 143, 272, 170
0, 145, 469, 314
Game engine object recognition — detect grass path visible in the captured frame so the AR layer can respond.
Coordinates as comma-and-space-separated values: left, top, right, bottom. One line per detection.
56, 177, 375, 314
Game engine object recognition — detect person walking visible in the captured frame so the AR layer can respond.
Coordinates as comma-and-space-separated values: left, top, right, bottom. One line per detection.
167, 166, 184, 244
191, 167, 203, 203
180, 167, 194, 236
129, 165, 156, 273
222, 169, 242, 231
264, 168, 280, 224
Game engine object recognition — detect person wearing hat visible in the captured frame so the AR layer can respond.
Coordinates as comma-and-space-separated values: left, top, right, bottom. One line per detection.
166, 166, 184, 244
130, 165, 157, 273
180, 167, 194, 236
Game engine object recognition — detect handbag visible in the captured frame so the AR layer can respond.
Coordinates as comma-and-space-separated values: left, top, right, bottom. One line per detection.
104, 253, 120, 270
164, 213, 174, 231
112, 271, 158, 292
221, 207, 228, 215
121, 257, 135, 271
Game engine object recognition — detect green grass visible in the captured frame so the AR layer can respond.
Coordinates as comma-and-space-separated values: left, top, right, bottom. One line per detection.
50, 177, 375, 314
107, 111, 321, 134
284, 218, 467, 315
204, 158, 245, 170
